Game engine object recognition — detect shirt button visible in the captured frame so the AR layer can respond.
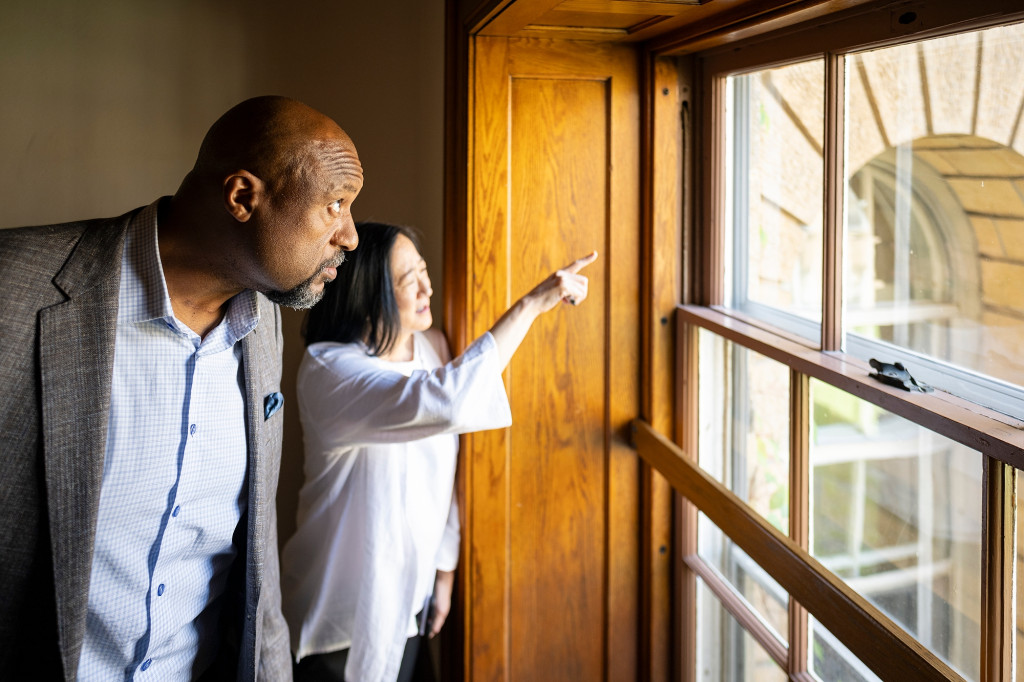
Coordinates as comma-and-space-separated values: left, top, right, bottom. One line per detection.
141, 659, 152, 671
172, 506, 180, 517
189, 424, 197, 436
157, 584, 165, 596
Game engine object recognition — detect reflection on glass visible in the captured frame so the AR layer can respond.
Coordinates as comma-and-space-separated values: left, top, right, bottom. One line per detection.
726, 59, 824, 339
809, 616, 882, 682
698, 513, 788, 642
844, 22, 1024, 390
810, 380, 982, 681
698, 329, 790, 532
697, 577, 788, 682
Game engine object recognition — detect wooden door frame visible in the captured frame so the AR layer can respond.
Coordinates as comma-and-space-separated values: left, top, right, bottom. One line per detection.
444, 9, 680, 680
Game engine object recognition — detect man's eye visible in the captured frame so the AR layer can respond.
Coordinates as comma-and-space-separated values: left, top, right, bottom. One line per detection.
330, 199, 343, 212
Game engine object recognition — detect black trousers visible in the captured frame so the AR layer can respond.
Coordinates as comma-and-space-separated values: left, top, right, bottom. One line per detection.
293, 635, 435, 682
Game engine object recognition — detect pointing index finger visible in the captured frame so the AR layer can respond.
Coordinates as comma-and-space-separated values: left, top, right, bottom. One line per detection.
564, 250, 598, 275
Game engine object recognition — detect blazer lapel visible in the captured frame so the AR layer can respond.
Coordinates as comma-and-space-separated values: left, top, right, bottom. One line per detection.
38, 219, 127, 678
239, 314, 267, 680
237, 294, 285, 679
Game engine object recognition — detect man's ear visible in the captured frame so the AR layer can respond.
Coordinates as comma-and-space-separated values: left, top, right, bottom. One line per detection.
223, 170, 264, 222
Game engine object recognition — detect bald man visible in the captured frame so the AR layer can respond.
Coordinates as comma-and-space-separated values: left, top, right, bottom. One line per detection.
0, 96, 362, 681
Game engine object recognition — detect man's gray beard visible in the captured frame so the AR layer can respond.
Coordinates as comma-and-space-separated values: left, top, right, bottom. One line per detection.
266, 252, 345, 310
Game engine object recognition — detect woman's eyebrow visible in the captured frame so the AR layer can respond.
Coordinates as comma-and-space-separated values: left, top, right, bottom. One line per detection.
396, 259, 427, 284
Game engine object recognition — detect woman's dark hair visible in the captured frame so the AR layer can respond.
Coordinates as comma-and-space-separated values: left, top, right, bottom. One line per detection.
303, 221, 423, 356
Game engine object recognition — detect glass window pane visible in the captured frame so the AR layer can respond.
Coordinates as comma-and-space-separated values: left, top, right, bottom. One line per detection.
697, 577, 788, 682
809, 616, 883, 682
726, 59, 824, 340
697, 513, 789, 642
698, 329, 791, 532
844, 22, 1024, 398
810, 379, 982, 681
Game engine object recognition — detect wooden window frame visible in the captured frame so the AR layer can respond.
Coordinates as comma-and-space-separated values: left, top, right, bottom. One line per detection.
641, 1, 1024, 680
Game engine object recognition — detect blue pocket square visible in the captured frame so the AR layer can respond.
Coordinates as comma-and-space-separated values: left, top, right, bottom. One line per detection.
264, 392, 284, 420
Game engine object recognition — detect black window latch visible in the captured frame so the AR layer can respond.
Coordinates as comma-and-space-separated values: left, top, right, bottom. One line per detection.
869, 359, 932, 393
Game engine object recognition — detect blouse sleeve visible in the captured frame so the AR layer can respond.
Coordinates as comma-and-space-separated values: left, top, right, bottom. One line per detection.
434, 492, 460, 572
298, 332, 512, 450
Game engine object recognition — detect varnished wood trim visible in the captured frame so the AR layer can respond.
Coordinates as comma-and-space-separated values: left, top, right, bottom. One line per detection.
821, 52, 843, 352
640, 466, 674, 682
443, 0, 471, 674
633, 419, 966, 681
559, 0, 709, 14
647, 0, 879, 55
478, 0, 565, 35
981, 459, 1015, 681
638, 46, 685, 682
461, 0, 520, 34
685, 554, 789, 669
678, 305, 1024, 464
676, 321, 700, 682
684, 548, 786, 667
517, 25, 630, 41
646, 54, 684, 436
446, 0, 473, 358
649, 52, 687, 682
466, 35, 513, 682
706, 1, 1024, 70
695, 59, 724, 306
677, 56, 695, 308
671, 492, 685, 682
788, 370, 810, 675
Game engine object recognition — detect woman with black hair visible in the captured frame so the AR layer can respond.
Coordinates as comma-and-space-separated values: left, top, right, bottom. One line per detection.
281, 221, 596, 682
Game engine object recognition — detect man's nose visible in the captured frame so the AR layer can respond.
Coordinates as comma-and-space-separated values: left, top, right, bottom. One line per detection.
332, 215, 358, 251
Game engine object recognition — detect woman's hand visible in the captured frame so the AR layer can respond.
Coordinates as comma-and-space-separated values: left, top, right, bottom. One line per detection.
522, 251, 598, 313
489, 251, 599, 368
427, 569, 455, 638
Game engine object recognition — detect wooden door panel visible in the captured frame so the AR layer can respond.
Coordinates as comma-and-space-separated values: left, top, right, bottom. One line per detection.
466, 36, 640, 682
509, 75, 608, 681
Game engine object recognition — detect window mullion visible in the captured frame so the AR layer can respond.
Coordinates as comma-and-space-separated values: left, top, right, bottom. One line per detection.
981, 459, 1015, 681
822, 51, 845, 352
788, 369, 810, 675
677, 319, 700, 682
700, 63, 726, 306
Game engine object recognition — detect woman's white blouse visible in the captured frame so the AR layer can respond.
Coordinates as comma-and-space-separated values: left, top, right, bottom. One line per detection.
281, 330, 512, 681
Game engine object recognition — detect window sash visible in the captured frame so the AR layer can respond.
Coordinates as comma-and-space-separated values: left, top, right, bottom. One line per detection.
674, 4, 1024, 680
682, 305, 1024, 465
698, 2, 1024, 412
670, 306, 1018, 680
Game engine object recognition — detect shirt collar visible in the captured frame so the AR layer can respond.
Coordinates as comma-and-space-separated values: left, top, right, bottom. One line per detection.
118, 198, 260, 347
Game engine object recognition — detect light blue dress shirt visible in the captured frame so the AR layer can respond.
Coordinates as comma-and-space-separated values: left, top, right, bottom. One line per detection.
78, 200, 259, 680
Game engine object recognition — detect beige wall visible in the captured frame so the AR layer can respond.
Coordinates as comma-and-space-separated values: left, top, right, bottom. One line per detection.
0, 0, 446, 544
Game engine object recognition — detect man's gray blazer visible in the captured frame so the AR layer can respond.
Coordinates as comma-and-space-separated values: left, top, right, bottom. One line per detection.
0, 207, 292, 680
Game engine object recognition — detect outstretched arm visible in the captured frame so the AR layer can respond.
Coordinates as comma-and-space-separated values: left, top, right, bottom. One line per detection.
488, 251, 598, 369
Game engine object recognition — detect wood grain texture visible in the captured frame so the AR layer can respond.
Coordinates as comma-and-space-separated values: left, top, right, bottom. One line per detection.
509, 74, 609, 682
822, 52, 844, 352
640, 52, 684, 682
466, 35, 641, 681
787, 370, 810, 676
981, 459, 1014, 681
676, 322, 700, 682
468, 36, 513, 682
